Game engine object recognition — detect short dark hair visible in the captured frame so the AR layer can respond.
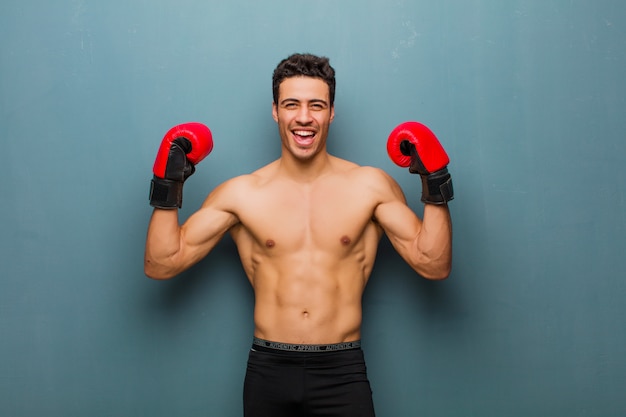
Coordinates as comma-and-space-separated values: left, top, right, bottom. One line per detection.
272, 53, 336, 106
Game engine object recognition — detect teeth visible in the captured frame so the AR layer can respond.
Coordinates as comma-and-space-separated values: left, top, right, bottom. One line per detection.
294, 130, 314, 137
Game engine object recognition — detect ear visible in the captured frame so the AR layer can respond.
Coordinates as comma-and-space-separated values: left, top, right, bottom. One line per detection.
272, 102, 278, 123
329, 105, 335, 123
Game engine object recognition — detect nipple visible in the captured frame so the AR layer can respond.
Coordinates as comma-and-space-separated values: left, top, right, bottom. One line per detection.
265, 239, 276, 248
340, 235, 351, 245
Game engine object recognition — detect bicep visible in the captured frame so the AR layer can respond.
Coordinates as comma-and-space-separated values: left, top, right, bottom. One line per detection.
177, 186, 241, 267
371, 171, 423, 251
375, 197, 422, 250
372, 172, 452, 279
182, 206, 237, 249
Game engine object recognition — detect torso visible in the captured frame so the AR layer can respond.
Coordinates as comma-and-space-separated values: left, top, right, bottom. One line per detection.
227, 156, 387, 344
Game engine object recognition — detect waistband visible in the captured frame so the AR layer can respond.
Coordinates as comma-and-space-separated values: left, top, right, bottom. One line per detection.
252, 337, 361, 353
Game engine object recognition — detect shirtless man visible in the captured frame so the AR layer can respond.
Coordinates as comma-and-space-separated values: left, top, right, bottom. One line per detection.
144, 53, 453, 417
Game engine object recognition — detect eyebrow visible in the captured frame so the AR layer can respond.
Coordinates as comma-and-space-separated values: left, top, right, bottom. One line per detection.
279, 98, 329, 106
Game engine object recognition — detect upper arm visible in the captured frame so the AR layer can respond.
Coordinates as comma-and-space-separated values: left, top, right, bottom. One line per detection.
145, 177, 244, 279
178, 179, 242, 266
370, 169, 423, 257
370, 168, 452, 279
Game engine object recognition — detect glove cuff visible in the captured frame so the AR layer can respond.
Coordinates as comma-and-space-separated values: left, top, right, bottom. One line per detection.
420, 168, 454, 205
149, 176, 184, 209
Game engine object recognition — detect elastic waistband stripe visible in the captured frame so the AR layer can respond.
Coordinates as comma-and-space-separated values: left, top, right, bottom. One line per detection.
253, 338, 361, 352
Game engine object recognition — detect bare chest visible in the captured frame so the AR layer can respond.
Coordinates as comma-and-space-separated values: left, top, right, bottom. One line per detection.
236, 180, 378, 251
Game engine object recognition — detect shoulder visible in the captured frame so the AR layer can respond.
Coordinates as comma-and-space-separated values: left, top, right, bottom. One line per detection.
207, 174, 262, 203
214, 160, 280, 193
328, 156, 384, 180
351, 165, 391, 181
363, 167, 405, 204
329, 156, 406, 203
345, 163, 401, 193
201, 163, 278, 210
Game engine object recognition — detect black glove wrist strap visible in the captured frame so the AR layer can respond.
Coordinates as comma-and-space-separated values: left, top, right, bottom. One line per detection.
149, 176, 184, 209
420, 168, 454, 205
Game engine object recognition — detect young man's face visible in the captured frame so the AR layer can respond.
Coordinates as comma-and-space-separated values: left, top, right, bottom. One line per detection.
272, 76, 335, 161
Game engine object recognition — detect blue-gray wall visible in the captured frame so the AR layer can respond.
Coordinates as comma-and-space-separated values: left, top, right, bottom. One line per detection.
2, 1, 625, 416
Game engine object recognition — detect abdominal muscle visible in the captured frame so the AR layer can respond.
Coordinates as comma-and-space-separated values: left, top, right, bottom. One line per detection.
246, 248, 371, 345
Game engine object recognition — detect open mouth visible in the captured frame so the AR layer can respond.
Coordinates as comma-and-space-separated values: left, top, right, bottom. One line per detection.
292, 130, 316, 147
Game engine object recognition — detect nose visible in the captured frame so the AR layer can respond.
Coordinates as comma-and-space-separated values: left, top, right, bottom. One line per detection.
295, 106, 313, 124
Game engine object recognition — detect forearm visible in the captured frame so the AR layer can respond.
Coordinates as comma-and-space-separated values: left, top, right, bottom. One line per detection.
414, 204, 452, 279
386, 122, 453, 278
144, 209, 185, 279
145, 122, 216, 279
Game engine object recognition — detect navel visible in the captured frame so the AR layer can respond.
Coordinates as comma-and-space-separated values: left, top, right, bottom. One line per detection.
340, 235, 351, 245
265, 239, 276, 248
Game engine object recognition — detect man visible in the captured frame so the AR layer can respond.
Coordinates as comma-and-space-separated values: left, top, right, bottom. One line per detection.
144, 53, 453, 417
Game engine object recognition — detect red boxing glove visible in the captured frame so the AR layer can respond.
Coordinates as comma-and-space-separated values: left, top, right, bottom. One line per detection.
149, 122, 213, 209
387, 121, 453, 204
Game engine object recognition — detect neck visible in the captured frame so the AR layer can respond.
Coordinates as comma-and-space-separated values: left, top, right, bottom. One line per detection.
278, 148, 333, 183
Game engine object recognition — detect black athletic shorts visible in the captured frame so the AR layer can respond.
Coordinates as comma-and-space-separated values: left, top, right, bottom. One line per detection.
243, 338, 376, 417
